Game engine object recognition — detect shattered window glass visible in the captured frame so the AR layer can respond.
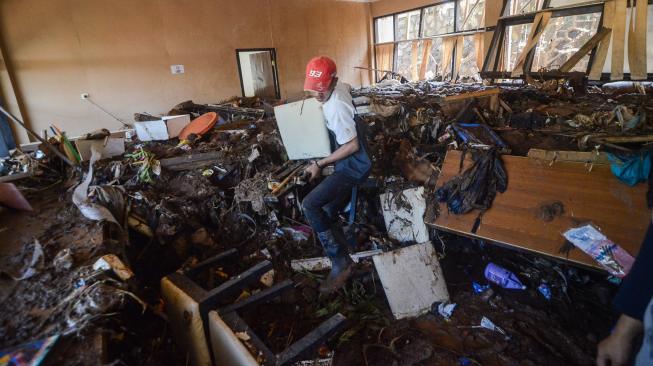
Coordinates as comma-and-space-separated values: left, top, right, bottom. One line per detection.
428, 38, 450, 79
502, 23, 531, 71
375, 16, 394, 43
504, 0, 541, 16
422, 3, 455, 36
530, 12, 601, 72
395, 10, 421, 41
457, 0, 485, 31
459, 36, 482, 82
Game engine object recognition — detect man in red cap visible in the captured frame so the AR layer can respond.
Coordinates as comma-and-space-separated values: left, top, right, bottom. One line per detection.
301, 56, 371, 293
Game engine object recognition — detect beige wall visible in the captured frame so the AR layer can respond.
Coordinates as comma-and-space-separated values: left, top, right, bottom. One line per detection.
0, 0, 372, 144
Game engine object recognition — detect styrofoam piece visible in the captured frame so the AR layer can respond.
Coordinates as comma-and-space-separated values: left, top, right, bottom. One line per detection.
273, 98, 331, 160
75, 137, 125, 161
290, 249, 383, 272
208, 311, 259, 366
134, 114, 190, 141
372, 242, 449, 319
380, 187, 429, 243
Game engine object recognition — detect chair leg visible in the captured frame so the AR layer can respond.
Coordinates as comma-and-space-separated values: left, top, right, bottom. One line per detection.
348, 185, 358, 226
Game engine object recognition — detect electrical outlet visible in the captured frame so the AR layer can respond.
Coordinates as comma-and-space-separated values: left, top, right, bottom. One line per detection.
81, 93, 90, 100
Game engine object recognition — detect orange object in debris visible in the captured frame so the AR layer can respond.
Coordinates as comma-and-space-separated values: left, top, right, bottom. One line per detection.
178, 112, 218, 140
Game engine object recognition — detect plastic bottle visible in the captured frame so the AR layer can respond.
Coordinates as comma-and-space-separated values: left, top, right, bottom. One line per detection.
484, 263, 527, 290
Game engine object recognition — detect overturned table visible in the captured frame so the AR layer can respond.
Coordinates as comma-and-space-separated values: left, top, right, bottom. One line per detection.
426, 150, 649, 270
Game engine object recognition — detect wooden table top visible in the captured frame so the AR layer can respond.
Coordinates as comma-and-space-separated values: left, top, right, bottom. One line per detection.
426, 150, 650, 269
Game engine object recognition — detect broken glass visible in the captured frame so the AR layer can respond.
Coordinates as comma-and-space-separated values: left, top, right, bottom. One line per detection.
422, 3, 455, 36
502, 23, 532, 71
530, 13, 601, 72
457, 0, 485, 31
395, 10, 421, 41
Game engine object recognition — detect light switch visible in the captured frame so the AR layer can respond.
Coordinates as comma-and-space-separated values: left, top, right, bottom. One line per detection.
170, 65, 185, 74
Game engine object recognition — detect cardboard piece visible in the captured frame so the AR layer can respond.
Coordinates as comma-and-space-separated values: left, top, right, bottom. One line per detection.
75, 137, 125, 161
380, 187, 429, 244
373, 242, 449, 319
273, 98, 331, 160
134, 114, 190, 141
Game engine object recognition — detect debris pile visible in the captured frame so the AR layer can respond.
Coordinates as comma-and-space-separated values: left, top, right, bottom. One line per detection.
1, 79, 650, 365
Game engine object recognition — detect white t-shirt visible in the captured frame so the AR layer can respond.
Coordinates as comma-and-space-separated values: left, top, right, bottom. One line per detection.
322, 82, 356, 146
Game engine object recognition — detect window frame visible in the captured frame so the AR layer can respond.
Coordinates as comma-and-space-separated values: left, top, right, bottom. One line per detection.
372, 0, 490, 82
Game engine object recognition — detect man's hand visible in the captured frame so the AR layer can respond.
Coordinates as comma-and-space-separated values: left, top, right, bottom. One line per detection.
596, 314, 643, 366
305, 163, 321, 181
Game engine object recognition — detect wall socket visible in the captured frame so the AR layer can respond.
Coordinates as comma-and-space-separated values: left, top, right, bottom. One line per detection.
80, 93, 90, 100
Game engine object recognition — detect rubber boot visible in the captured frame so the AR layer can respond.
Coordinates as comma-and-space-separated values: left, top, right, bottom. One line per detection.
331, 222, 356, 251
317, 230, 353, 294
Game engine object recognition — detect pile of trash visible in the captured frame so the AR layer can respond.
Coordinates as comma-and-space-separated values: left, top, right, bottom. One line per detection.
1, 80, 650, 365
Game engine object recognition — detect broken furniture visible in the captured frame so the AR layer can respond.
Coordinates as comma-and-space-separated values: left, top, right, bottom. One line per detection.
427, 150, 649, 269
372, 242, 449, 320
161, 248, 346, 366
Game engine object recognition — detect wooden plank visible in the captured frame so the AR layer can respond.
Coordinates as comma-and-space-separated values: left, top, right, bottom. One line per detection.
427, 150, 648, 269
443, 88, 500, 102
559, 27, 611, 73
527, 149, 609, 165
628, 0, 648, 80
0, 172, 31, 183
590, 0, 615, 80
611, 0, 627, 80
159, 151, 223, 171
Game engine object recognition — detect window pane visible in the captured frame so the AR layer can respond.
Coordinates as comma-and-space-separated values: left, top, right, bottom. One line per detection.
531, 13, 601, 72
504, 0, 541, 16
502, 23, 531, 71
395, 41, 424, 80
428, 38, 451, 79
460, 36, 482, 82
422, 3, 455, 36
375, 16, 394, 43
395, 10, 421, 41
457, 0, 485, 31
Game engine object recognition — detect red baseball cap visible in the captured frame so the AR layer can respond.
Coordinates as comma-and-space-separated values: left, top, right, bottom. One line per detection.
304, 56, 337, 93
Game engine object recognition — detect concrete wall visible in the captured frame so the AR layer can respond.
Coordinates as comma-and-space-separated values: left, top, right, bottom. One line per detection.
0, 0, 372, 144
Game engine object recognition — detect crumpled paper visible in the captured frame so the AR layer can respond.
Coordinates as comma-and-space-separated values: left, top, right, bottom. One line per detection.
72, 145, 118, 224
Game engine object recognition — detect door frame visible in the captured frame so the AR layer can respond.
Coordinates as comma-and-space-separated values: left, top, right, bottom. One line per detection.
235, 48, 281, 99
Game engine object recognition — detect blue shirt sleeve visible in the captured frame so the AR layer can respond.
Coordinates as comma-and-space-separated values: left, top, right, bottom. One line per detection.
614, 222, 653, 321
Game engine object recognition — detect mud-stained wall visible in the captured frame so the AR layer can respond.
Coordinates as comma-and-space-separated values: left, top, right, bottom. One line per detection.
0, 0, 372, 144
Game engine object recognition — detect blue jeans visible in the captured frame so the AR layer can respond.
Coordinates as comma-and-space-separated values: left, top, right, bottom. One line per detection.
302, 172, 356, 233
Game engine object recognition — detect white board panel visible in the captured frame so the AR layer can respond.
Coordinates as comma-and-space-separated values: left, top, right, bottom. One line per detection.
380, 187, 429, 243
274, 98, 331, 160
373, 242, 450, 319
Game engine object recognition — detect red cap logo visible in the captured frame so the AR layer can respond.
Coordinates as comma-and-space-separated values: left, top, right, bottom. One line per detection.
304, 56, 337, 93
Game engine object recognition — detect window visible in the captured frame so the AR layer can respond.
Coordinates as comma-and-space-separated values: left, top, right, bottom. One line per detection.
530, 13, 601, 72
504, 0, 542, 16
460, 36, 483, 82
457, 0, 485, 31
422, 3, 455, 36
373, 0, 490, 82
395, 10, 421, 41
375, 16, 394, 43
502, 23, 532, 71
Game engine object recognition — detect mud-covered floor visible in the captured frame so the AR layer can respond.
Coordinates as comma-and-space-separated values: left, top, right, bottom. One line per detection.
0, 188, 617, 366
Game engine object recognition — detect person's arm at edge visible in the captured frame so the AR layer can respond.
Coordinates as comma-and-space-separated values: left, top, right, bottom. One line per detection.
305, 137, 359, 180
596, 314, 643, 366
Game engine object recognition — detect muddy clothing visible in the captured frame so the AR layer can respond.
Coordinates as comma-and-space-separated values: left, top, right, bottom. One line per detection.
614, 223, 653, 321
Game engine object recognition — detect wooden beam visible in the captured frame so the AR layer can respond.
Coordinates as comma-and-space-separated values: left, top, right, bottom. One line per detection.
443, 88, 500, 102
559, 27, 612, 72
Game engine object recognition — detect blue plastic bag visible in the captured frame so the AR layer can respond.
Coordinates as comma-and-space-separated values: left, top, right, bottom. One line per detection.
607, 151, 651, 186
